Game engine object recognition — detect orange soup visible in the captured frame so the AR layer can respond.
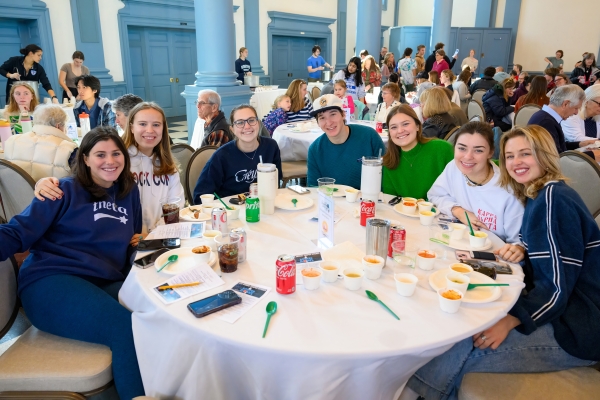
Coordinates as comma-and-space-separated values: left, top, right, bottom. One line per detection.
418, 250, 436, 258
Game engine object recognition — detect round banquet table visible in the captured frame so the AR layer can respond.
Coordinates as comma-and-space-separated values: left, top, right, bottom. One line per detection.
273, 120, 388, 162
119, 190, 524, 400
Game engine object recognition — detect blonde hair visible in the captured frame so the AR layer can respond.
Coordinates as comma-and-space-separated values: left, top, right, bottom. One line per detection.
334, 79, 347, 89
421, 87, 452, 118
6, 82, 38, 114
362, 55, 381, 74
429, 71, 440, 85
286, 79, 307, 113
239, 47, 247, 56
499, 126, 566, 204
272, 94, 290, 110
122, 102, 178, 176
441, 69, 455, 83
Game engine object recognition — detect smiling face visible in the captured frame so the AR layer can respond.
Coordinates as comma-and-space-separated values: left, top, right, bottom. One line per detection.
232, 107, 259, 145
131, 108, 164, 156
334, 84, 346, 98
316, 109, 345, 139
84, 138, 125, 188
454, 133, 494, 177
12, 86, 33, 109
504, 136, 543, 185
388, 112, 419, 151
506, 86, 515, 97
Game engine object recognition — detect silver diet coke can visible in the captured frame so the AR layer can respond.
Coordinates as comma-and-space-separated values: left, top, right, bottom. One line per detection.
249, 182, 259, 198
231, 227, 246, 263
211, 207, 228, 234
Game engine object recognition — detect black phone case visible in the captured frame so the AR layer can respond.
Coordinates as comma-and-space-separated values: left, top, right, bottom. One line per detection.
138, 239, 180, 251
472, 251, 497, 261
188, 297, 241, 318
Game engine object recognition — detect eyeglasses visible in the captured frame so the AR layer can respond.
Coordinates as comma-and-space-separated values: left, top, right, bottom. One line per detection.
194, 100, 214, 106
590, 99, 600, 107
232, 117, 258, 128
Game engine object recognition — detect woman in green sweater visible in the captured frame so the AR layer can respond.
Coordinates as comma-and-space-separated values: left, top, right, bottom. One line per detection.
382, 104, 453, 199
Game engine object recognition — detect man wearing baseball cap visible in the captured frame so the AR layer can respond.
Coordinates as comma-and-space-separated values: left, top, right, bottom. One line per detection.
307, 94, 386, 189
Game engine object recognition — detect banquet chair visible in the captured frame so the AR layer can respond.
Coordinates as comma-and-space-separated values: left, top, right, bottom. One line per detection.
0, 160, 36, 224
471, 90, 486, 105
0, 257, 114, 399
281, 161, 308, 188
467, 101, 486, 122
185, 145, 218, 204
444, 126, 461, 145
559, 151, 600, 217
170, 144, 195, 205
311, 87, 321, 102
513, 104, 541, 127
459, 367, 600, 400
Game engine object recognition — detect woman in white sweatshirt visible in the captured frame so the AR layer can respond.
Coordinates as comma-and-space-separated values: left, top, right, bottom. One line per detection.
34, 102, 185, 236
427, 121, 525, 262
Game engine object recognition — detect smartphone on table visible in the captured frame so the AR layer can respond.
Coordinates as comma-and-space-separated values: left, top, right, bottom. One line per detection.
288, 185, 310, 195
134, 248, 170, 269
138, 238, 180, 251
187, 290, 242, 318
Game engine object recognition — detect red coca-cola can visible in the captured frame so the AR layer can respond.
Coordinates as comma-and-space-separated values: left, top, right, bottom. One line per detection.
376, 122, 383, 133
276, 254, 296, 294
360, 200, 375, 227
388, 225, 406, 257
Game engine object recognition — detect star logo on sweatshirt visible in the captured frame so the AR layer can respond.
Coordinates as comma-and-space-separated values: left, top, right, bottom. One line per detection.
94, 213, 128, 224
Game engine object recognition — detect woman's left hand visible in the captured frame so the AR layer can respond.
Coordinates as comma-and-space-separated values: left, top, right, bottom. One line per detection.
130, 234, 144, 247
51, 97, 59, 104
494, 243, 525, 263
472, 315, 521, 350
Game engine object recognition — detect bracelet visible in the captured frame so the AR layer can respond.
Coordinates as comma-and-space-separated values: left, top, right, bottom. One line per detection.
52, 96, 58, 100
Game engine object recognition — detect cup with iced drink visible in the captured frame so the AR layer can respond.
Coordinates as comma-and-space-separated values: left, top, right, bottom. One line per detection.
160, 197, 181, 224
215, 233, 240, 273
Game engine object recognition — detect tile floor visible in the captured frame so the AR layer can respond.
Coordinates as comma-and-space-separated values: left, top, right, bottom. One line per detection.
167, 116, 190, 145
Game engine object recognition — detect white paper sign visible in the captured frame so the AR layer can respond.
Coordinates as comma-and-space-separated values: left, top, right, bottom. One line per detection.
151, 222, 205, 239
318, 190, 335, 249
151, 264, 225, 305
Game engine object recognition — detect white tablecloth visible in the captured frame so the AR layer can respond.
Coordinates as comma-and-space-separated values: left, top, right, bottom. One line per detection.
120, 191, 524, 400
273, 120, 388, 162
250, 89, 287, 120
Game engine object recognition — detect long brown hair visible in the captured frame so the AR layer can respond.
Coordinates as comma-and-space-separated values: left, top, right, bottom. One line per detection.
122, 102, 178, 176
72, 126, 135, 200
6, 82, 39, 114
429, 71, 440, 85
286, 79, 307, 113
521, 76, 549, 106
362, 55, 381, 75
499, 125, 566, 204
383, 104, 431, 170
499, 78, 516, 102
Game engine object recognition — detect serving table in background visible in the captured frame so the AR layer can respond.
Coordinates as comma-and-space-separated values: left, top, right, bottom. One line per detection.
120, 190, 524, 400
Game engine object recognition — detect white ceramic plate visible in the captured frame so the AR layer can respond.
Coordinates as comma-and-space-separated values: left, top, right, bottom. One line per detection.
429, 269, 502, 304
393, 203, 440, 218
274, 194, 315, 210
155, 248, 216, 275
179, 206, 211, 222
328, 184, 354, 197
433, 233, 493, 251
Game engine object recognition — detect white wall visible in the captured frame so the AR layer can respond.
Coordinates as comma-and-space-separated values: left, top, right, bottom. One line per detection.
98, 0, 125, 81
233, 0, 246, 58
513, 0, 600, 72
41, 0, 76, 74
495, 0, 506, 27
346, 0, 358, 62
452, 0, 477, 27
398, 0, 476, 27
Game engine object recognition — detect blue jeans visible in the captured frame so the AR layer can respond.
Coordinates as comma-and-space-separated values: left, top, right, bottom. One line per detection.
407, 324, 595, 400
20, 274, 145, 399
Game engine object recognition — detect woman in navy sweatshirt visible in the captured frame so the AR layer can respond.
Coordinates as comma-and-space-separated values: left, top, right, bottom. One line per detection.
0, 127, 145, 399
193, 104, 282, 203
402, 125, 600, 400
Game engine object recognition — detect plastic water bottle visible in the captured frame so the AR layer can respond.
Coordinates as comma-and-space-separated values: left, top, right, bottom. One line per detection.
79, 112, 91, 139
20, 112, 32, 134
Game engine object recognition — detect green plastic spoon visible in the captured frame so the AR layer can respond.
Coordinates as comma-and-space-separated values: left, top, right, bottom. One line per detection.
291, 198, 298, 208
157, 255, 178, 272
262, 301, 278, 338
365, 290, 400, 320
467, 283, 509, 290
213, 192, 233, 210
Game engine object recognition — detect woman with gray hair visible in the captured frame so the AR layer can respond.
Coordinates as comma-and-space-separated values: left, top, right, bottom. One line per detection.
3, 104, 78, 181
562, 85, 600, 142
112, 93, 143, 131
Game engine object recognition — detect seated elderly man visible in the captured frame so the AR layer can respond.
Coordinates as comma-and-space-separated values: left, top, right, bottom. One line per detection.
528, 85, 600, 161
307, 94, 386, 189
196, 89, 233, 147
112, 93, 143, 131
3, 104, 78, 181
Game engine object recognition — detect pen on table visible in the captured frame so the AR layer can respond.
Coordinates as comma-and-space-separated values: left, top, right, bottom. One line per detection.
158, 281, 202, 290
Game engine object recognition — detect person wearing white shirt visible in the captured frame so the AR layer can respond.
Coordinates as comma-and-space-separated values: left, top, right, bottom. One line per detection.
562, 85, 600, 142
374, 83, 401, 123
428, 121, 525, 262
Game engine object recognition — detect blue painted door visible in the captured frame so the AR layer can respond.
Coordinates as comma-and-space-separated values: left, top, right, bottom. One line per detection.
127, 27, 197, 117
455, 29, 483, 75
481, 30, 511, 72
0, 19, 21, 107
389, 27, 431, 60
271, 36, 325, 88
